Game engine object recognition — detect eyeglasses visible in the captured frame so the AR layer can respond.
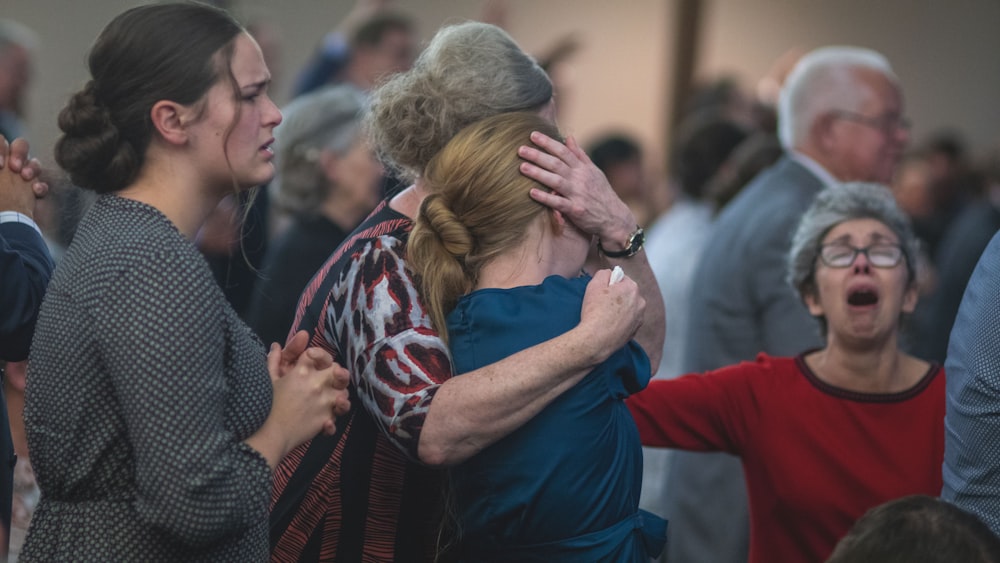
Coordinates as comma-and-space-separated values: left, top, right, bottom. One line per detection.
818, 243, 904, 268
833, 110, 911, 134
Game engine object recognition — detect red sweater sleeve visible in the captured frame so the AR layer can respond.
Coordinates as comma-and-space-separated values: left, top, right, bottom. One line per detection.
627, 356, 774, 455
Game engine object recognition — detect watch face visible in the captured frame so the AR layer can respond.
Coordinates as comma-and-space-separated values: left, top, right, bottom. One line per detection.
629, 228, 645, 254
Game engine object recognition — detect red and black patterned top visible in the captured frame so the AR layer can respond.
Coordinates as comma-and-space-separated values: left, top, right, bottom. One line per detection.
269, 199, 453, 563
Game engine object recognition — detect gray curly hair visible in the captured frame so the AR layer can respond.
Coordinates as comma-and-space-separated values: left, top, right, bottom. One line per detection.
367, 21, 553, 181
787, 182, 919, 302
273, 85, 368, 216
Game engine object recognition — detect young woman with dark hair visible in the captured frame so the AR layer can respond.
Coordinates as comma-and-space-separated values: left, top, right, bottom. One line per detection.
23, 4, 350, 560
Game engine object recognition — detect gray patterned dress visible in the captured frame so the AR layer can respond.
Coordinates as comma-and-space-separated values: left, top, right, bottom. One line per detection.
22, 195, 273, 561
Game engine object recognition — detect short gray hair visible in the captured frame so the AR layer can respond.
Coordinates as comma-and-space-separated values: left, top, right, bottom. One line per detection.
778, 46, 897, 149
367, 21, 553, 181
273, 85, 368, 216
787, 182, 919, 301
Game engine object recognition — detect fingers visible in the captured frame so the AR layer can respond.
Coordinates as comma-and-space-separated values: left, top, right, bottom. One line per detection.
8, 138, 29, 173
588, 268, 613, 286
564, 135, 589, 161
331, 364, 351, 389
322, 419, 336, 436
334, 393, 351, 416
0, 135, 8, 167
303, 347, 334, 370
21, 157, 42, 184
266, 343, 282, 382
281, 330, 310, 364
32, 181, 49, 199
521, 162, 567, 194
528, 131, 573, 161
518, 143, 567, 174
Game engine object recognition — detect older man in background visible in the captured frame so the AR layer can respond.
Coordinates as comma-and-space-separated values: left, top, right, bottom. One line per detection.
0, 21, 36, 141
660, 46, 910, 563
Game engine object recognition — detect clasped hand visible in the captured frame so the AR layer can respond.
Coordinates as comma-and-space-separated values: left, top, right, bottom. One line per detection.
0, 136, 48, 217
268, 331, 351, 444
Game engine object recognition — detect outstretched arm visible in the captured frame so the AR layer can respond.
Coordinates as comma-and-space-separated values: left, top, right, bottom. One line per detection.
518, 132, 665, 372
417, 269, 645, 466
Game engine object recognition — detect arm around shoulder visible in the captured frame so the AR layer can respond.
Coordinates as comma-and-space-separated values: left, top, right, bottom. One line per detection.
418, 270, 645, 466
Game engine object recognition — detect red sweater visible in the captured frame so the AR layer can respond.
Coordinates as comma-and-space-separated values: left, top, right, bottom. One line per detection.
627, 353, 944, 563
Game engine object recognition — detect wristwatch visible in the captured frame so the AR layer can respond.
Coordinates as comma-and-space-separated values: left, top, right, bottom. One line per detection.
597, 226, 645, 258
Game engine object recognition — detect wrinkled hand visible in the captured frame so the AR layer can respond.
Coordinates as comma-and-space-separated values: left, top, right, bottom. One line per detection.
578, 269, 645, 360
267, 338, 351, 448
0, 137, 48, 216
519, 132, 635, 246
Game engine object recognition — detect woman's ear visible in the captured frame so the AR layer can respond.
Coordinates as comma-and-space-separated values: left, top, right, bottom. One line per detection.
901, 283, 919, 314
815, 111, 841, 152
548, 208, 568, 234
150, 100, 191, 146
803, 286, 825, 317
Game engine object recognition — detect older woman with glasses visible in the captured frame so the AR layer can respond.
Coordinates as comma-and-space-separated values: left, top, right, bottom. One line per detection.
628, 182, 944, 563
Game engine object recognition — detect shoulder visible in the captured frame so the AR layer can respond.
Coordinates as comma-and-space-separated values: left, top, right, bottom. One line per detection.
60, 198, 216, 303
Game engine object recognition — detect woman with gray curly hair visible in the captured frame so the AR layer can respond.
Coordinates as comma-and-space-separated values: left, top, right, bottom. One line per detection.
269, 21, 663, 562
628, 182, 944, 563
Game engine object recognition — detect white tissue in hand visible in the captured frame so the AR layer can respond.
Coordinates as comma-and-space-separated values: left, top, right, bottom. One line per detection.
609, 266, 625, 286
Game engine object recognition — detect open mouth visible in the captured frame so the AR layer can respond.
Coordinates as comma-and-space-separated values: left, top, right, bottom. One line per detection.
847, 288, 879, 307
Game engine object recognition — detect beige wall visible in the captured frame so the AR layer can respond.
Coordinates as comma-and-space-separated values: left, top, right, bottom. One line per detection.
5, 0, 999, 177
698, 0, 1000, 159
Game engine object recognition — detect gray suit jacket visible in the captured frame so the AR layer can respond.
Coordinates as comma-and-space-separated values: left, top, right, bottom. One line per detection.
662, 155, 826, 563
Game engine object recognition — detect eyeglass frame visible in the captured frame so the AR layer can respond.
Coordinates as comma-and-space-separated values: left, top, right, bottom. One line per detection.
832, 109, 911, 135
817, 242, 906, 269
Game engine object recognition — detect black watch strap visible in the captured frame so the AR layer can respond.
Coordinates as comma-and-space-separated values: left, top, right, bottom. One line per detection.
598, 226, 645, 258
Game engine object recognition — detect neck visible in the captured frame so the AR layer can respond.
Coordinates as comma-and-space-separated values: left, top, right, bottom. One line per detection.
795, 144, 847, 182
476, 218, 573, 291
389, 181, 426, 219
806, 334, 925, 393
116, 151, 226, 239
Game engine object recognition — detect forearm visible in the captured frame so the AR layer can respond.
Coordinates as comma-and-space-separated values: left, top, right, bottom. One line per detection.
627, 377, 737, 453
417, 324, 604, 466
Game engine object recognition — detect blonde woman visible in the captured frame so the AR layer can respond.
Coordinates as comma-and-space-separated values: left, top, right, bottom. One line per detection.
409, 112, 666, 562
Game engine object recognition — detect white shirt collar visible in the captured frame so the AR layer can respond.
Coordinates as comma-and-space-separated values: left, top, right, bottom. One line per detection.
789, 151, 839, 189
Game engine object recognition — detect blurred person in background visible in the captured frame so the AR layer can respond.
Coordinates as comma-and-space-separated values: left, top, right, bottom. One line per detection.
292, 0, 416, 97
914, 157, 996, 363
246, 85, 381, 348
587, 133, 651, 227
638, 114, 746, 518
664, 45, 910, 563
0, 21, 36, 140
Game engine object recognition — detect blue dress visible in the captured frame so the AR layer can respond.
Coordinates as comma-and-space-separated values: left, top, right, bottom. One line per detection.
447, 275, 667, 562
